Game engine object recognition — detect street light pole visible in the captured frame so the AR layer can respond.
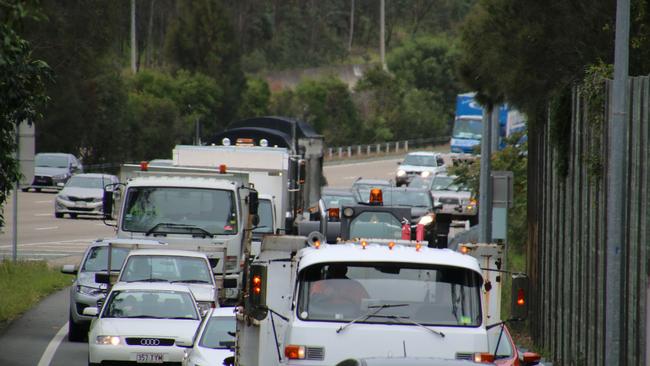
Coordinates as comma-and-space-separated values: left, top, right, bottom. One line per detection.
380, 0, 387, 71
479, 103, 493, 243
131, 0, 137, 73
606, 0, 629, 364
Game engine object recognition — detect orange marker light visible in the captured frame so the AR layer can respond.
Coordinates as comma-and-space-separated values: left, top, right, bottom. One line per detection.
328, 208, 340, 221
388, 241, 395, 250
313, 240, 321, 249
361, 240, 368, 249
473, 352, 495, 363
219, 164, 227, 174
369, 188, 383, 205
140, 161, 149, 171
252, 274, 262, 295
285, 345, 305, 359
460, 246, 470, 254
517, 288, 526, 306
415, 242, 422, 251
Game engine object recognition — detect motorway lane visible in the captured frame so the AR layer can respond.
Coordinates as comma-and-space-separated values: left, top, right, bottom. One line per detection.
0, 191, 116, 260
0, 157, 409, 366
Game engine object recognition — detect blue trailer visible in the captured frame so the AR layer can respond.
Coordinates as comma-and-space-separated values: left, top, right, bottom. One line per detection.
450, 93, 511, 154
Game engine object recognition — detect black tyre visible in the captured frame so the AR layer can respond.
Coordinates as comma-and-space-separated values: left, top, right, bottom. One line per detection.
69, 213, 78, 219
469, 215, 478, 226
21, 188, 29, 192
68, 315, 86, 342
55, 212, 64, 219
35, 188, 41, 192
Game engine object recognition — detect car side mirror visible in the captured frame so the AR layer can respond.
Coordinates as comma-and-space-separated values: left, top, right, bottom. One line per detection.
95, 272, 117, 285
102, 189, 113, 218
61, 264, 77, 275
83, 307, 99, 317
521, 352, 541, 365
248, 190, 259, 216
434, 203, 443, 210
175, 338, 194, 348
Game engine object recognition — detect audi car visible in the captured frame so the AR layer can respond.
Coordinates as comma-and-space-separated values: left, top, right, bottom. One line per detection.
86, 282, 202, 365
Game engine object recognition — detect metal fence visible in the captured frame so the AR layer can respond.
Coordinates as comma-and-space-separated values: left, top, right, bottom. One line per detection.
528, 76, 649, 365
325, 136, 450, 160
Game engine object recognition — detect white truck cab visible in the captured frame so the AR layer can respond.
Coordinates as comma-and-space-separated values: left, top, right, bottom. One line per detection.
236, 236, 512, 366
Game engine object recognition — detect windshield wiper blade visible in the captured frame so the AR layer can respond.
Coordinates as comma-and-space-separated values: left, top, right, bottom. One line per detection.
372, 314, 445, 338
167, 316, 197, 320
127, 278, 168, 282
171, 279, 211, 284
145, 222, 212, 237
336, 303, 409, 334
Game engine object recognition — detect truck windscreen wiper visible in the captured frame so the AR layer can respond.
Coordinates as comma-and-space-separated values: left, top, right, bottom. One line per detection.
145, 222, 212, 237
371, 314, 445, 338
336, 303, 409, 334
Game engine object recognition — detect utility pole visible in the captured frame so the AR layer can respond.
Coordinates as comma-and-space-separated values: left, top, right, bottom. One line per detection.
131, 0, 137, 74
12, 129, 18, 262
380, 0, 387, 71
605, 0, 629, 364
479, 104, 493, 243
491, 106, 500, 152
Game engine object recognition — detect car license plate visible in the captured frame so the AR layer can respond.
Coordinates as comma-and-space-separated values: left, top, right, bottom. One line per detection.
75, 202, 87, 207
136, 353, 164, 363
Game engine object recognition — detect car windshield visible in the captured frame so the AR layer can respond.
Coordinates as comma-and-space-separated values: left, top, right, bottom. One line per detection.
253, 199, 273, 234
349, 211, 402, 239
452, 118, 483, 140
407, 176, 432, 189
66, 176, 107, 189
122, 187, 238, 235
120, 255, 213, 284
102, 290, 198, 319
384, 190, 432, 208
402, 155, 438, 167
35, 154, 68, 168
298, 262, 482, 327
82, 246, 130, 272
431, 176, 469, 192
199, 316, 236, 349
322, 194, 356, 209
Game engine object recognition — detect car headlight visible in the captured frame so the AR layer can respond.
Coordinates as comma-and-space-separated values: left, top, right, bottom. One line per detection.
57, 195, 70, 201
396, 170, 406, 177
53, 173, 69, 180
77, 285, 103, 296
96, 335, 121, 345
92, 197, 103, 203
418, 214, 434, 226
420, 171, 431, 178
197, 301, 214, 314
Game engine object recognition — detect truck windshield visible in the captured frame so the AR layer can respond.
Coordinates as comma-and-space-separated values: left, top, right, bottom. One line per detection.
122, 187, 238, 235
452, 118, 483, 140
253, 199, 273, 234
349, 211, 402, 239
298, 263, 482, 327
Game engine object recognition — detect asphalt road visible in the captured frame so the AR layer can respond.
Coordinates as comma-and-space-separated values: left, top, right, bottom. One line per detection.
0, 156, 410, 366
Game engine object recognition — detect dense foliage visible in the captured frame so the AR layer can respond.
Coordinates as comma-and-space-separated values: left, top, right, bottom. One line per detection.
0, 1, 50, 226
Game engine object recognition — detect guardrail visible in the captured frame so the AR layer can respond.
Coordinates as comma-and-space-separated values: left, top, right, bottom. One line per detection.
325, 136, 450, 160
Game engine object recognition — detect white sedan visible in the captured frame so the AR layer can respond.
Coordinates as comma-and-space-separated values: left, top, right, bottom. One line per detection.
86, 282, 202, 365
182, 307, 236, 366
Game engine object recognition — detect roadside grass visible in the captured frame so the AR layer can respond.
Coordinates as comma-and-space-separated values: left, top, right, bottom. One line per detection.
0, 260, 71, 324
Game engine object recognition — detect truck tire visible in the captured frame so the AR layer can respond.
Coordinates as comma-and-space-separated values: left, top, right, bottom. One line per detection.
69, 213, 78, 219
21, 188, 29, 192
55, 212, 63, 219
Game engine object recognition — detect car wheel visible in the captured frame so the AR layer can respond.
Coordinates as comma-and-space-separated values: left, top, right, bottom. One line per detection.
68, 315, 86, 342
35, 188, 41, 192
69, 213, 78, 219
469, 216, 478, 226
21, 188, 29, 192
55, 212, 64, 219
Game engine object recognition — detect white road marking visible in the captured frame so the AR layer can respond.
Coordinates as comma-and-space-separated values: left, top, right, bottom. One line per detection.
34, 213, 52, 217
35, 226, 58, 231
37, 322, 68, 366
0, 238, 93, 248
36, 200, 52, 204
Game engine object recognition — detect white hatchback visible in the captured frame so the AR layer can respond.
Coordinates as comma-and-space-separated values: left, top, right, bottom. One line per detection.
181, 307, 236, 366
86, 282, 201, 365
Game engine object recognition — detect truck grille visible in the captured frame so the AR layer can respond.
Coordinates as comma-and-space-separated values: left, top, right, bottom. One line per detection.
439, 197, 460, 205
305, 346, 325, 360
456, 352, 473, 360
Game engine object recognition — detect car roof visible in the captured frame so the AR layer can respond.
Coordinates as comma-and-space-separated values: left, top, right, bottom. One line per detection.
211, 307, 236, 317
404, 151, 440, 157
110, 281, 195, 293
383, 186, 430, 193
69, 173, 116, 179
126, 249, 209, 258
36, 152, 74, 157
322, 187, 354, 196
353, 178, 392, 186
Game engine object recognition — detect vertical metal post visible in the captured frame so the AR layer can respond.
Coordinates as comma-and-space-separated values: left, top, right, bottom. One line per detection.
12, 128, 18, 261
491, 106, 500, 152
479, 104, 493, 243
606, 0, 630, 364
380, 0, 386, 71
131, 0, 137, 73
405, 140, 409, 151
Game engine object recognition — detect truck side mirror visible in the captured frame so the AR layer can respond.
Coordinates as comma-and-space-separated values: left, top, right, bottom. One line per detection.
246, 264, 267, 320
511, 274, 529, 320
102, 189, 113, 219
248, 189, 259, 216
298, 159, 307, 185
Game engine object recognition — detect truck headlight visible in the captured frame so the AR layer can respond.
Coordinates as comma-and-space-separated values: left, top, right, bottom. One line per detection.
96, 335, 121, 345
396, 170, 406, 177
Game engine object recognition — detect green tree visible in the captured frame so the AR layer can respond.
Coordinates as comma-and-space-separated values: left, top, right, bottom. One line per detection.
0, 1, 50, 226
165, 0, 245, 128
238, 77, 271, 118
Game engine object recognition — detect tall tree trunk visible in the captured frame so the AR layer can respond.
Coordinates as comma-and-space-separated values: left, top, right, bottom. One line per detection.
147, 0, 156, 68
348, 0, 355, 53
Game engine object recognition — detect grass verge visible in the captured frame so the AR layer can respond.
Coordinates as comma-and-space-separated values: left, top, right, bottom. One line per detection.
0, 260, 71, 324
